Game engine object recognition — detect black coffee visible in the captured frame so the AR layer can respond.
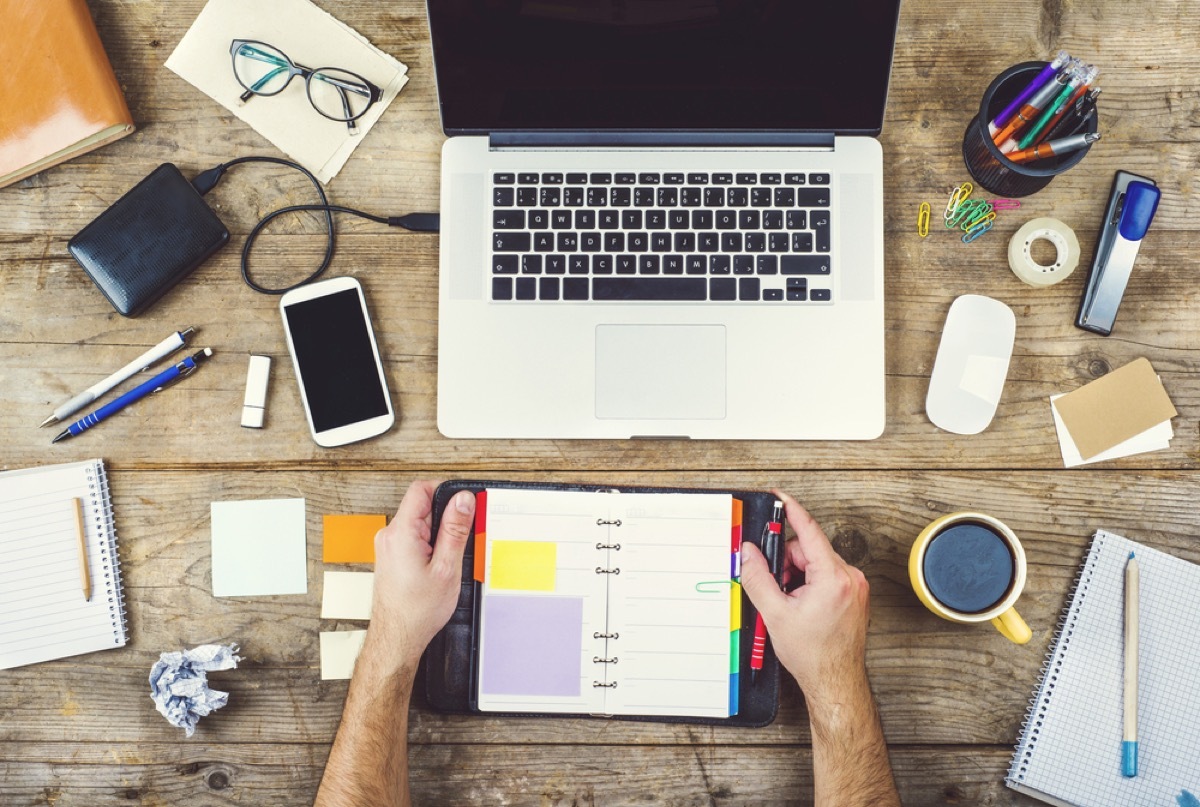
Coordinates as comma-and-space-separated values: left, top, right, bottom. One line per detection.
923, 521, 1015, 614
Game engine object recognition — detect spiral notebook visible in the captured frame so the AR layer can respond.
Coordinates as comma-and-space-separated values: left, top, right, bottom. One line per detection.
0, 459, 127, 670
1007, 530, 1200, 806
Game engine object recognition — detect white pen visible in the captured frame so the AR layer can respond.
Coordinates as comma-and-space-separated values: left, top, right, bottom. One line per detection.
39, 327, 195, 427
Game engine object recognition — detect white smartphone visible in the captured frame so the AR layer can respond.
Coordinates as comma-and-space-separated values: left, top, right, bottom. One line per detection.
280, 276, 395, 447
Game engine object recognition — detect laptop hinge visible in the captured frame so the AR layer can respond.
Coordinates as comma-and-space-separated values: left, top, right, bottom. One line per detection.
489, 132, 836, 150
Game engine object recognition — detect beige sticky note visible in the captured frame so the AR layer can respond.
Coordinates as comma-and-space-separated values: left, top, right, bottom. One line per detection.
319, 630, 368, 680
1054, 358, 1178, 460
321, 571, 374, 620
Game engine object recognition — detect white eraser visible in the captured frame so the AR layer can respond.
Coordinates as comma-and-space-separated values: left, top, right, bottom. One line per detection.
241, 355, 271, 428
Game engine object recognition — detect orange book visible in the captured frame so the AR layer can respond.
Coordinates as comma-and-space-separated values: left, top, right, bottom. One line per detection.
0, 0, 135, 189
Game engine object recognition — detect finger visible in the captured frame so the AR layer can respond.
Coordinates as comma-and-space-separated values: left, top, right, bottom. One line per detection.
739, 542, 787, 621
393, 480, 442, 542
431, 490, 476, 576
775, 491, 838, 574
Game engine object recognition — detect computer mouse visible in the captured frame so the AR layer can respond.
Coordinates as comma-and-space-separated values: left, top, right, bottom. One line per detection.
925, 294, 1016, 435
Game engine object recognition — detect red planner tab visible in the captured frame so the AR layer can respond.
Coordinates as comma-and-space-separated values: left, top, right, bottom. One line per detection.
472, 489, 488, 583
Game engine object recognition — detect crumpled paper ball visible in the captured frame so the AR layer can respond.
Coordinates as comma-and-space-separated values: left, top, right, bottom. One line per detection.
148, 643, 241, 737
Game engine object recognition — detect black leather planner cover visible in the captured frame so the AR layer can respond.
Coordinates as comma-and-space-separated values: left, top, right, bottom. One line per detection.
67, 163, 228, 316
423, 480, 784, 728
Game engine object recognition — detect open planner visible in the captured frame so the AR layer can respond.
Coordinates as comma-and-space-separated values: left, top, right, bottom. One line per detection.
0, 459, 127, 670
423, 481, 782, 727
1007, 530, 1200, 806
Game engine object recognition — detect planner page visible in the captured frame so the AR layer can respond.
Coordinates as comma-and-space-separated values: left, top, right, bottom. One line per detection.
0, 460, 126, 670
476, 489, 611, 714
604, 492, 734, 718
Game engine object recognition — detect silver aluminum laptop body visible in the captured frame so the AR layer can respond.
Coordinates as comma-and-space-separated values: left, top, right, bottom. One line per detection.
430, 3, 901, 440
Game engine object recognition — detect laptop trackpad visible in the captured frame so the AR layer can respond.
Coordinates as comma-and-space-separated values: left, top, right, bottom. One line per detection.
595, 325, 726, 420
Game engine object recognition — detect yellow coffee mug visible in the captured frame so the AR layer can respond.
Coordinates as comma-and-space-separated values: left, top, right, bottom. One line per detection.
908, 512, 1032, 645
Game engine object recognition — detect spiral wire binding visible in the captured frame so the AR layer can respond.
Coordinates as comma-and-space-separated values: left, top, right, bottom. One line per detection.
593, 656, 618, 664
593, 681, 618, 688
1006, 532, 1106, 784
89, 461, 129, 644
593, 516, 623, 689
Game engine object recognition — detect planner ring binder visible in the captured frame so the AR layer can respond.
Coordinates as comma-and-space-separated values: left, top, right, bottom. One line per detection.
423, 480, 784, 727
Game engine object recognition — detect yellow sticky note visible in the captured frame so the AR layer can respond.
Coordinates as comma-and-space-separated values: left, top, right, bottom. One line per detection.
323, 514, 387, 563
489, 541, 556, 591
730, 581, 742, 629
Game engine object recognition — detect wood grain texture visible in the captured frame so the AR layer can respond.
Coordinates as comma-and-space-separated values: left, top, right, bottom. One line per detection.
3, 0, 1199, 803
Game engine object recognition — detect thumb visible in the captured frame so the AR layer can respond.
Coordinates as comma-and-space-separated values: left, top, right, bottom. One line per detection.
432, 491, 476, 575
740, 542, 786, 621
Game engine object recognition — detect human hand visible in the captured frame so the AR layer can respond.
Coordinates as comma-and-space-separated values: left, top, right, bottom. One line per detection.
361, 480, 475, 680
740, 492, 871, 707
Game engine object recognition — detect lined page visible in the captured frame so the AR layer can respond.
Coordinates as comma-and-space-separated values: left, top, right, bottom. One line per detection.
476, 489, 609, 714
0, 460, 125, 670
606, 492, 732, 718
1008, 531, 1200, 805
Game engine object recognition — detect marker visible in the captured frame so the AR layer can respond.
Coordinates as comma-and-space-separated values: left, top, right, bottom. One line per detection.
988, 51, 1071, 136
1123, 551, 1139, 777
40, 328, 195, 427
52, 349, 213, 443
992, 61, 1078, 149
1017, 65, 1097, 150
1006, 132, 1101, 164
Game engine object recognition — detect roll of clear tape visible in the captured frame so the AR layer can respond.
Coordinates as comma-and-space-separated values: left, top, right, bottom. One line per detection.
1008, 217, 1081, 287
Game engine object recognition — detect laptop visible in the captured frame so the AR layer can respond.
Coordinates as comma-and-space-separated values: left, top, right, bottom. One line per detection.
430, 1, 903, 440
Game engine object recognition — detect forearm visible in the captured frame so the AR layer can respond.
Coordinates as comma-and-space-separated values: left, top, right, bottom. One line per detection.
806, 671, 901, 807
314, 639, 417, 807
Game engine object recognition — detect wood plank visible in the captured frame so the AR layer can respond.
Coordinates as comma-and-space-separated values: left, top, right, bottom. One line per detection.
2, 232, 1198, 471
0, 742, 1052, 806
2, 469, 1197, 747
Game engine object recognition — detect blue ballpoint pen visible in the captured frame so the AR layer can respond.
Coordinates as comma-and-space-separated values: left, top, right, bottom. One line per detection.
52, 349, 213, 443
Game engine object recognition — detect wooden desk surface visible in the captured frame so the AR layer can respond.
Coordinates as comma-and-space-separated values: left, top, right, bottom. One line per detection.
3, 1, 1199, 803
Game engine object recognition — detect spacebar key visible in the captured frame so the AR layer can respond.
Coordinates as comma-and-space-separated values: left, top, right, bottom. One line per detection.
592, 277, 708, 301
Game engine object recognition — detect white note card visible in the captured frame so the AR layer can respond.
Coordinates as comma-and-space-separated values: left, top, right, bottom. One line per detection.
320, 629, 368, 680
320, 571, 374, 620
211, 498, 308, 597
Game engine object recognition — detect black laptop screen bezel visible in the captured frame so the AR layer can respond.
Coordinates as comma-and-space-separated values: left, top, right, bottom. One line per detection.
426, 0, 904, 139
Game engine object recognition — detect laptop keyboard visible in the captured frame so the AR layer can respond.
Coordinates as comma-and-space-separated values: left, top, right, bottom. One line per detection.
489, 171, 832, 303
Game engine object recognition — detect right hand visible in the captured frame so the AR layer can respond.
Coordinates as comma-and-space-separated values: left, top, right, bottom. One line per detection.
740, 492, 871, 704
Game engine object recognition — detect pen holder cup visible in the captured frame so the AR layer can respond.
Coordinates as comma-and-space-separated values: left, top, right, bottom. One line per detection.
962, 62, 1099, 198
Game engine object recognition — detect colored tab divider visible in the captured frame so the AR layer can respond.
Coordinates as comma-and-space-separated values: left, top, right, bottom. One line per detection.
323, 514, 387, 563
729, 498, 744, 716
473, 490, 488, 582
489, 540, 557, 591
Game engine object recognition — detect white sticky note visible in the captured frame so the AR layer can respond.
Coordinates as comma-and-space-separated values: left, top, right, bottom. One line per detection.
211, 498, 308, 597
320, 630, 368, 680
1050, 395, 1172, 467
320, 571, 374, 620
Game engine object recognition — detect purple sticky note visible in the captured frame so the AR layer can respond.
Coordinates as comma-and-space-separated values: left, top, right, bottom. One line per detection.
481, 594, 583, 697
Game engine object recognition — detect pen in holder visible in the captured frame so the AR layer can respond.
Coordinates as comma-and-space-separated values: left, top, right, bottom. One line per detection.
962, 62, 1099, 198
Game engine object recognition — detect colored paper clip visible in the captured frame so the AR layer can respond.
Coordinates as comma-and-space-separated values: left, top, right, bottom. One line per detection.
943, 183, 973, 221
948, 198, 986, 229
961, 204, 996, 231
918, 202, 931, 237
695, 580, 734, 593
990, 199, 1021, 211
962, 219, 994, 243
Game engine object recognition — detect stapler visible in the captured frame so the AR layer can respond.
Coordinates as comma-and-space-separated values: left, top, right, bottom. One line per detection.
1076, 171, 1162, 336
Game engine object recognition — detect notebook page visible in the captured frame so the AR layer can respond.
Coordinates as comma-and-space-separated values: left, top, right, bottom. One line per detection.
476, 489, 610, 714
0, 460, 126, 670
605, 492, 732, 718
1008, 531, 1200, 805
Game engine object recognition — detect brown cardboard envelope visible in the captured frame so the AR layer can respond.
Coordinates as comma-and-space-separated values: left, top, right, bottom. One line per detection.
1054, 358, 1177, 460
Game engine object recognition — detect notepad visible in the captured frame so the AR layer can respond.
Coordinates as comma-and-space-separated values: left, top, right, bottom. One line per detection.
319, 629, 367, 680
210, 498, 308, 597
0, 460, 127, 670
1007, 530, 1200, 806
474, 488, 738, 719
320, 570, 373, 620
322, 514, 386, 563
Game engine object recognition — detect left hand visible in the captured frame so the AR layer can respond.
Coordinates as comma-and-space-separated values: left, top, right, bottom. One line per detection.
362, 480, 476, 678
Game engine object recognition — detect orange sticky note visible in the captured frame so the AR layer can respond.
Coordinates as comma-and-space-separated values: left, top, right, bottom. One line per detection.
323, 514, 387, 563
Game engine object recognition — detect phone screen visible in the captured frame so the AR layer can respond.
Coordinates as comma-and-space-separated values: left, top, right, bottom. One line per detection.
283, 288, 389, 433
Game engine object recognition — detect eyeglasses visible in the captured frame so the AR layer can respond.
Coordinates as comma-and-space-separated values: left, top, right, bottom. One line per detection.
230, 39, 382, 133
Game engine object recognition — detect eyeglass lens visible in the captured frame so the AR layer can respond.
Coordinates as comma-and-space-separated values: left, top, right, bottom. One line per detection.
233, 42, 294, 96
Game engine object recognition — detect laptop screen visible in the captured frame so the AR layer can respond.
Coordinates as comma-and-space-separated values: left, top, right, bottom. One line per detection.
427, 0, 903, 136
